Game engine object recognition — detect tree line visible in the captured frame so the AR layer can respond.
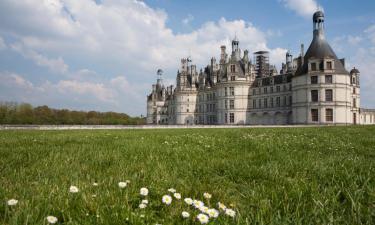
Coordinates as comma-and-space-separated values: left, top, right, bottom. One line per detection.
0, 102, 146, 125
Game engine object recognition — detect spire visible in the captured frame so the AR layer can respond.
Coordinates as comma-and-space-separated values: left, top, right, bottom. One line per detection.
313, 10, 325, 38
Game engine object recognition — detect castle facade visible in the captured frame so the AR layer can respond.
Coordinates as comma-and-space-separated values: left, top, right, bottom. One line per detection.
147, 11, 375, 125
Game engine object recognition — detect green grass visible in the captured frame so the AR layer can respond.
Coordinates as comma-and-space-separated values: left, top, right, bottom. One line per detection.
0, 126, 375, 224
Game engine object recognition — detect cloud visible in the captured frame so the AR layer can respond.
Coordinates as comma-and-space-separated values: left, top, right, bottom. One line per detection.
0, 0, 288, 114
280, 0, 321, 19
0, 36, 6, 50
182, 14, 194, 25
10, 42, 69, 74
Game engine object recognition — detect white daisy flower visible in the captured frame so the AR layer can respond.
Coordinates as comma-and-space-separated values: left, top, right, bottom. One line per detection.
162, 195, 172, 205
203, 192, 212, 199
118, 182, 127, 188
181, 211, 190, 218
140, 187, 149, 196
139, 203, 147, 209
217, 202, 227, 211
193, 200, 204, 209
173, 193, 181, 199
140, 214, 145, 218
92, 194, 97, 198
92, 182, 98, 186
141, 199, 149, 204
168, 188, 176, 193
207, 208, 219, 218
46, 216, 58, 224
7, 199, 18, 206
184, 198, 193, 205
69, 186, 79, 193
199, 206, 209, 214
197, 213, 209, 224
225, 208, 236, 217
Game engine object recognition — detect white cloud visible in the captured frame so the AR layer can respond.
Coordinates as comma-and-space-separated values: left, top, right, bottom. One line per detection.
280, 0, 321, 19
0, 0, 288, 114
182, 14, 194, 25
0, 36, 6, 50
10, 43, 69, 74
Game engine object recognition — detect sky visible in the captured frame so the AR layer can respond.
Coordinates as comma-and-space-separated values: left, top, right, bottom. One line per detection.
0, 0, 374, 116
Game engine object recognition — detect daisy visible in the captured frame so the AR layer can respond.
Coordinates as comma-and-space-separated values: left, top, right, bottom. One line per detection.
92, 182, 98, 186
203, 192, 212, 199
168, 188, 176, 193
225, 208, 236, 217
217, 202, 226, 211
181, 211, 190, 218
193, 200, 204, 209
199, 206, 209, 214
140, 187, 149, 196
197, 213, 209, 224
207, 208, 219, 218
69, 186, 79, 193
118, 182, 127, 188
173, 193, 181, 199
7, 199, 18, 206
162, 195, 172, 205
141, 199, 149, 204
184, 198, 193, 205
139, 203, 147, 209
46, 216, 58, 224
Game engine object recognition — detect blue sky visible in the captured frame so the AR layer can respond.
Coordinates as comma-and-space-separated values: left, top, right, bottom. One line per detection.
0, 0, 374, 116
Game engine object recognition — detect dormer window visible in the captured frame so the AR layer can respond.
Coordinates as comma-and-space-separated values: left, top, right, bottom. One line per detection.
230, 65, 236, 73
230, 76, 235, 81
326, 61, 332, 70
311, 63, 317, 71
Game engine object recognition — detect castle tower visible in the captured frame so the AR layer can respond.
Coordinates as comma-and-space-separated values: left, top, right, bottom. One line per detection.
231, 36, 240, 60
292, 10, 352, 125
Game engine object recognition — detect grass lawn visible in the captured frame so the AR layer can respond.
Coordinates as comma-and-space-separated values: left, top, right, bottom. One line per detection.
0, 126, 375, 224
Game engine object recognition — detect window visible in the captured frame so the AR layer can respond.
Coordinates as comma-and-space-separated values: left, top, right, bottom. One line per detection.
353, 88, 356, 94
283, 85, 287, 91
311, 109, 318, 122
230, 65, 235, 73
289, 96, 292, 106
225, 100, 228, 109
224, 87, 227, 96
270, 87, 274, 93
231, 76, 235, 81
325, 89, 333, 101
353, 98, 356, 108
187, 108, 189, 112
276, 97, 280, 107
325, 75, 332, 84
253, 89, 256, 95
283, 96, 286, 106
229, 113, 234, 123
224, 113, 228, 123
258, 99, 262, 108
311, 63, 317, 71
276, 86, 280, 92
253, 99, 256, 109
230, 87, 234, 96
264, 98, 268, 108
270, 98, 274, 107
264, 87, 267, 94
229, 100, 234, 109
326, 61, 332, 70
311, 90, 318, 102
326, 108, 333, 122
311, 76, 318, 84
213, 93, 216, 99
